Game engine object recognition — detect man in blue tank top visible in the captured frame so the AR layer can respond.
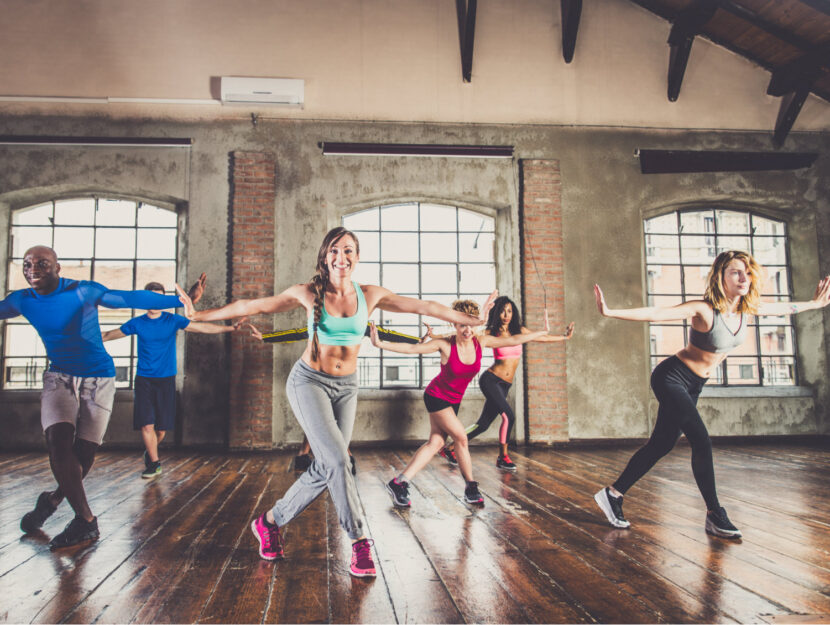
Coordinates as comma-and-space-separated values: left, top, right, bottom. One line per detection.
1, 246, 192, 549
102, 281, 244, 479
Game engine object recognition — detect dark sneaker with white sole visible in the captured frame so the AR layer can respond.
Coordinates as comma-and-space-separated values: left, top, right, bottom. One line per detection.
496, 454, 517, 471
439, 447, 458, 466
463, 481, 484, 505
142, 461, 162, 479
386, 478, 411, 508
21, 491, 58, 534
594, 487, 631, 529
705, 506, 742, 538
49, 516, 99, 550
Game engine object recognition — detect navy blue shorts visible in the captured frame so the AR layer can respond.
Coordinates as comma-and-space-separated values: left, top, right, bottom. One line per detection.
133, 375, 176, 431
423, 392, 460, 415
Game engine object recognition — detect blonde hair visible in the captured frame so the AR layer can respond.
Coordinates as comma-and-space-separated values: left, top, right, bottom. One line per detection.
451, 299, 479, 318
703, 250, 762, 315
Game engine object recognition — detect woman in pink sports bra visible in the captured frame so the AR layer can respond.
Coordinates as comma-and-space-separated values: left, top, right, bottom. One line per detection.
372, 297, 553, 509
445, 296, 574, 471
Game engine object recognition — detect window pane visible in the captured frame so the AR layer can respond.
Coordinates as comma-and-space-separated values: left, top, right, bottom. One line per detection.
136, 261, 176, 291
680, 210, 714, 234
459, 232, 494, 262
647, 295, 685, 316
645, 235, 680, 264
381, 232, 419, 262
724, 357, 759, 385
650, 325, 686, 355
683, 265, 710, 297
113, 357, 132, 387
352, 262, 379, 286
460, 263, 495, 293
420, 204, 456, 231
752, 237, 787, 265
758, 325, 794, 355
6, 322, 48, 356
381, 264, 418, 290
137, 229, 176, 259
138, 203, 177, 227
356, 232, 379, 262
421, 233, 457, 262
383, 357, 419, 387
54, 198, 95, 225
12, 202, 52, 225
762, 356, 795, 385
357, 357, 380, 387
59, 260, 92, 283
645, 213, 678, 234
752, 215, 785, 236
54, 227, 94, 258
102, 328, 133, 357
343, 208, 378, 231
3, 357, 47, 389
716, 236, 751, 255
97, 199, 136, 226
96, 228, 136, 259
716, 210, 750, 234
379, 309, 421, 328
7, 260, 28, 291
761, 266, 789, 296
98, 308, 132, 327
680, 235, 716, 265
646, 265, 681, 294
11, 226, 52, 257
380, 204, 418, 231
94, 260, 134, 291
458, 210, 493, 232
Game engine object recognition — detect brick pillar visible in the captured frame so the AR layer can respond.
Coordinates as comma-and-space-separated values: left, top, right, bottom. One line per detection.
520, 159, 568, 443
228, 151, 275, 450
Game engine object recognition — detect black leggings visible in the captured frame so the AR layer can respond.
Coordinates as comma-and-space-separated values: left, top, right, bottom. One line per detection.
467, 370, 514, 445
612, 355, 720, 511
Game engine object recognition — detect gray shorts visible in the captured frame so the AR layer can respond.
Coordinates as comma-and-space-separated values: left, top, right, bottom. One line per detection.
41, 372, 116, 445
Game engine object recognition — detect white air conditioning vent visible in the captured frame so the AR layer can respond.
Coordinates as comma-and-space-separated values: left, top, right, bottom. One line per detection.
220, 77, 304, 106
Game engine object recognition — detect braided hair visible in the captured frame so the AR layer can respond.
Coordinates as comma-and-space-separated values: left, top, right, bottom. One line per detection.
309, 226, 360, 361
486, 296, 522, 337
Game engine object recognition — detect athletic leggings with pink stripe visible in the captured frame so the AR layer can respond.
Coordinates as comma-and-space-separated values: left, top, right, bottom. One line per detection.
466, 370, 514, 445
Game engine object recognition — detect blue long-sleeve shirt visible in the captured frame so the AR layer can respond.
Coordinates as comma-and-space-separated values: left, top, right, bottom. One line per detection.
0, 278, 182, 377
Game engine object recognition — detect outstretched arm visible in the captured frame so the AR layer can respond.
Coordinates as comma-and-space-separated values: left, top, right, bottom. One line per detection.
176, 283, 307, 322
371, 286, 483, 326
187, 272, 207, 304
0, 295, 21, 321
594, 284, 707, 322
99, 289, 182, 310
184, 317, 250, 335
369, 322, 447, 355
526, 321, 575, 342
758, 276, 830, 316
101, 328, 126, 342
481, 329, 548, 348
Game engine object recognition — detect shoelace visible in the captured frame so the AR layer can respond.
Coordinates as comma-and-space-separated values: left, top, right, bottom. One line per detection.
260, 520, 282, 551
353, 539, 374, 566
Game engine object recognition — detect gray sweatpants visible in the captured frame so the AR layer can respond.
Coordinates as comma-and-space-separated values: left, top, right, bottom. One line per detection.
272, 359, 364, 539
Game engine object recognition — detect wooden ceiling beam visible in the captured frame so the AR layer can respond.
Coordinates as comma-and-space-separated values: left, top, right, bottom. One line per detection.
560, 0, 582, 64
666, 0, 717, 101
456, 0, 477, 83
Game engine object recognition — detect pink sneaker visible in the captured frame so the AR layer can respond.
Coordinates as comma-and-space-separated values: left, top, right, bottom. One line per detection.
251, 513, 284, 560
350, 538, 376, 577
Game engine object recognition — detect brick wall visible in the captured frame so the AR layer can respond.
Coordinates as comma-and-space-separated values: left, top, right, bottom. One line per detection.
520, 159, 568, 443
228, 151, 276, 450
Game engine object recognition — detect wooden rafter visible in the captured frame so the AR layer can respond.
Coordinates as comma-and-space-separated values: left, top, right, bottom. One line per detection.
560, 0, 582, 64
456, 0, 477, 82
666, 0, 717, 101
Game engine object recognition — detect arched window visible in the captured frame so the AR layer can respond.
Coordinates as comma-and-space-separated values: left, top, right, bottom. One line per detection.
343, 202, 496, 388
644, 208, 795, 386
4, 198, 178, 389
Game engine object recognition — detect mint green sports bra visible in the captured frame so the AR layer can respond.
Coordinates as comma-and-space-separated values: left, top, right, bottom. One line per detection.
307, 281, 368, 346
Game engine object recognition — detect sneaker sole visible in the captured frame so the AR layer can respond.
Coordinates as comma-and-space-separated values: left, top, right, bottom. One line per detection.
593, 489, 631, 529
349, 566, 377, 578
49, 531, 99, 551
385, 483, 411, 508
705, 518, 742, 539
141, 470, 162, 479
463, 497, 484, 506
250, 520, 283, 560
497, 464, 518, 472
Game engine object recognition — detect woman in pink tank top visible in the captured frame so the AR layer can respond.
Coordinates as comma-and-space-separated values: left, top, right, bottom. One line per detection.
371, 295, 554, 509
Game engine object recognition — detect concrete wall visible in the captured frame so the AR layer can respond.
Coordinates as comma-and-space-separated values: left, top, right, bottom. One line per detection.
1, 115, 828, 449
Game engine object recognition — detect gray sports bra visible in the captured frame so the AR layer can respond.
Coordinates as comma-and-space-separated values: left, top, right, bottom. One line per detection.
688, 309, 747, 353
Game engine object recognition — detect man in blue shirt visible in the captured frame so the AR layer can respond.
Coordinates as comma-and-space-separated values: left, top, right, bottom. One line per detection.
102, 281, 245, 478
1, 246, 194, 549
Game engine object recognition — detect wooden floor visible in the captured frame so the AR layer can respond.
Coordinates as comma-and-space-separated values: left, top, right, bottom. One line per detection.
1, 443, 829, 624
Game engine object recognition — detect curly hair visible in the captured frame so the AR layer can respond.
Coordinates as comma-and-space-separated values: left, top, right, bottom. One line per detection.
309, 227, 360, 361
451, 299, 480, 318
485, 295, 522, 336
703, 250, 762, 315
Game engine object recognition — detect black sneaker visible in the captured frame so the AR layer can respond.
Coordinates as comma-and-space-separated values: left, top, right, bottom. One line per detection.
463, 481, 484, 505
49, 516, 99, 550
386, 478, 411, 508
350, 455, 357, 475
439, 446, 458, 466
21, 491, 58, 534
141, 461, 162, 479
593, 487, 631, 529
294, 453, 312, 472
496, 454, 517, 472
705, 506, 742, 538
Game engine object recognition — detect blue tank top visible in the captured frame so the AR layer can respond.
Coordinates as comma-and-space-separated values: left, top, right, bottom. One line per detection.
688, 309, 747, 353
307, 281, 368, 346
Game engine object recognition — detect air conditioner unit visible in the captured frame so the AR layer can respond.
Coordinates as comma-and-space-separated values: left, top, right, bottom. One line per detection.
220, 77, 304, 107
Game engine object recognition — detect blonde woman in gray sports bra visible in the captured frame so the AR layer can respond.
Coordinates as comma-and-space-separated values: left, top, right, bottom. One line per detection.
592, 250, 830, 538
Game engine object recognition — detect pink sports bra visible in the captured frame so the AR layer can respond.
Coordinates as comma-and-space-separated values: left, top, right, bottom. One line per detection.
492, 343, 523, 359
425, 337, 482, 403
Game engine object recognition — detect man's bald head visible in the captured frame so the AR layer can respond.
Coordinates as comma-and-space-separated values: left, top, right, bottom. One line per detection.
24, 245, 58, 263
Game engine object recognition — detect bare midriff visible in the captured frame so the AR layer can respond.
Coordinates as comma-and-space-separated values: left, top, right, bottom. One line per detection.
488, 357, 521, 384
676, 343, 728, 379
302, 343, 361, 375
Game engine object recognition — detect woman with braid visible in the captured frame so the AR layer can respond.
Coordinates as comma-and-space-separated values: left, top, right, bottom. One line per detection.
593, 250, 830, 538
440, 296, 574, 471
177, 226, 483, 577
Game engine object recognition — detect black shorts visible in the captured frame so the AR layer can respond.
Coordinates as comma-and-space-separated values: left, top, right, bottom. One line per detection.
423, 392, 460, 414
133, 375, 176, 431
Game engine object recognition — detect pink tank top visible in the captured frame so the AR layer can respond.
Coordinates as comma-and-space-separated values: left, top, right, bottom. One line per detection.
492, 343, 522, 359
425, 337, 482, 403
